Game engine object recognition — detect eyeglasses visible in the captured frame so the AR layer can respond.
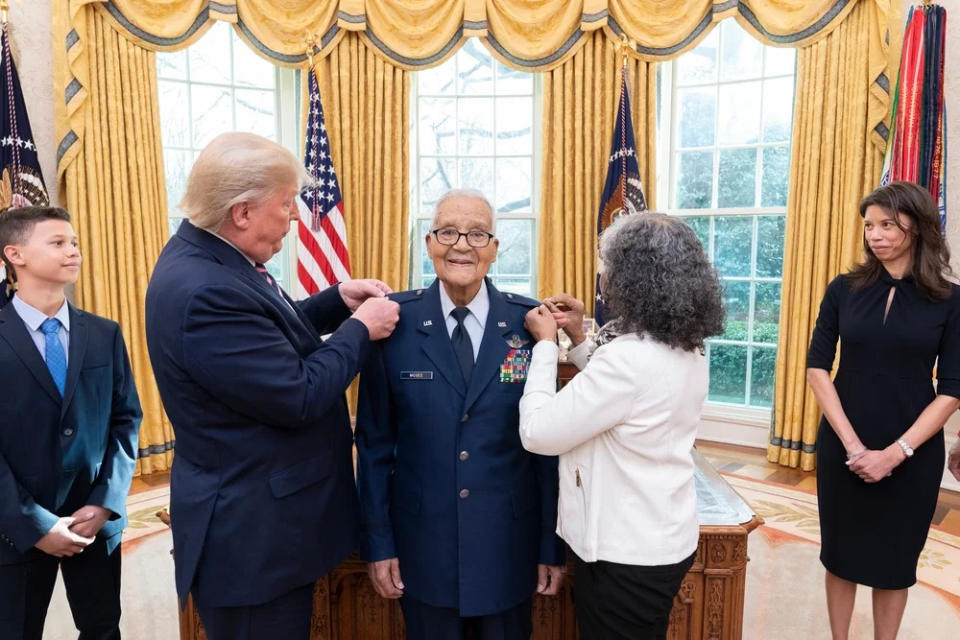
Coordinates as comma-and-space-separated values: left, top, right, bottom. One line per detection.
431, 227, 495, 248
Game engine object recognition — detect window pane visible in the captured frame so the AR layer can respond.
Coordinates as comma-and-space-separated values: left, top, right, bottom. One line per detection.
235, 89, 276, 140
232, 41, 276, 89
756, 215, 785, 277
495, 97, 532, 155
764, 46, 796, 77
417, 219, 435, 279
458, 98, 495, 154
163, 149, 191, 211
708, 344, 747, 404
713, 216, 752, 277
191, 85, 233, 147
420, 158, 456, 213
762, 77, 794, 143
158, 50, 187, 80
495, 158, 531, 213
494, 219, 532, 275
677, 87, 716, 148
722, 280, 750, 341
158, 81, 189, 147
675, 151, 713, 209
168, 216, 183, 239
754, 282, 781, 343
419, 97, 457, 155
188, 22, 232, 84
750, 347, 777, 407
717, 148, 757, 208
496, 61, 533, 95
720, 21, 763, 81
420, 57, 456, 95
459, 158, 495, 197
718, 82, 761, 146
761, 146, 790, 207
492, 277, 533, 295
677, 29, 718, 85
682, 216, 711, 253
457, 40, 494, 95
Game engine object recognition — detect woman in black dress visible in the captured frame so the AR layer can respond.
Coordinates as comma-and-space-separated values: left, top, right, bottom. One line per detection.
807, 181, 960, 640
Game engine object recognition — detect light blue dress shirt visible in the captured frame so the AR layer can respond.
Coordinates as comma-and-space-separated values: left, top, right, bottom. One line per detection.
11, 294, 70, 366
438, 279, 488, 362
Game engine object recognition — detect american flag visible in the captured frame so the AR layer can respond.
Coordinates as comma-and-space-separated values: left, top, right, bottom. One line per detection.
594, 71, 647, 324
296, 69, 351, 298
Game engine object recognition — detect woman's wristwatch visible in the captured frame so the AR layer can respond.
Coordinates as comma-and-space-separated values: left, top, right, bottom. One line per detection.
895, 438, 914, 458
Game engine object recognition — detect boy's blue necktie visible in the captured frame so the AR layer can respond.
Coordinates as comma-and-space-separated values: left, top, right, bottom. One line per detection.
41, 318, 67, 396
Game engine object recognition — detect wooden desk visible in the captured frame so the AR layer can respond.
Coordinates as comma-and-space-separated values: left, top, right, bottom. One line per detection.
179, 363, 761, 639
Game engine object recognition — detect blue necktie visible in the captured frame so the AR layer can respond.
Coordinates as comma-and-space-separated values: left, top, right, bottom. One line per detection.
451, 307, 474, 385
41, 318, 67, 396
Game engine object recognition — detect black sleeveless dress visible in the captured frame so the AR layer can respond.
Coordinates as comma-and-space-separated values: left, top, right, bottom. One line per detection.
807, 271, 960, 589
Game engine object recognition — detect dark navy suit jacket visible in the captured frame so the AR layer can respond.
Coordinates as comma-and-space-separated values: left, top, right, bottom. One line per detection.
356, 279, 565, 616
0, 302, 141, 562
145, 220, 368, 607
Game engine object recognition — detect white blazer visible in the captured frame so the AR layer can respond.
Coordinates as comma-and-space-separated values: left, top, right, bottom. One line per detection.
519, 333, 706, 565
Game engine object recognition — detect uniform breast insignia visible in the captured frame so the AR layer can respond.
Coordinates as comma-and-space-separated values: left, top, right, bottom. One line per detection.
505, 334, 529, 349
500, 348, 531, 383
423, 320, 433, 327
497, 321, 508, 328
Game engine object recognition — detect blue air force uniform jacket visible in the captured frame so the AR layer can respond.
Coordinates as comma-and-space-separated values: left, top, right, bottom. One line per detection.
356, 278, 566, 616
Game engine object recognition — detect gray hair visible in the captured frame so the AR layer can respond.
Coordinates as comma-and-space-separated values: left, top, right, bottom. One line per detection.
599, 212, 724, 352
179, 131, 311, 231
430, 189, 495, 231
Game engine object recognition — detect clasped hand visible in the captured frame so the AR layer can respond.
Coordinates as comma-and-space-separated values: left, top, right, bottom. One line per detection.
845, 447, 903, 483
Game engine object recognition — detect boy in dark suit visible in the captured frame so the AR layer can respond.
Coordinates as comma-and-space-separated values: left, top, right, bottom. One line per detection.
0, 206, 142, 640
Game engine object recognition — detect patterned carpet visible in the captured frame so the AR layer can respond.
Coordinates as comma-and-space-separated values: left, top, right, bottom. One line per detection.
42, 475, 960, 639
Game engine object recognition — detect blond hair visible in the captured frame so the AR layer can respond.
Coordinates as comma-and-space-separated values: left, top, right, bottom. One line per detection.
179, 132, 311, 231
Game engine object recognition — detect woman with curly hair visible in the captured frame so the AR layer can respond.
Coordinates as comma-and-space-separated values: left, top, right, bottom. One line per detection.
518, 212, 724, 640
806, 181, 960, 640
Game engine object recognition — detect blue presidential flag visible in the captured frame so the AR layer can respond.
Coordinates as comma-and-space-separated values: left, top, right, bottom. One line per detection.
594, 71, 647, 324
0, 19, 50, 307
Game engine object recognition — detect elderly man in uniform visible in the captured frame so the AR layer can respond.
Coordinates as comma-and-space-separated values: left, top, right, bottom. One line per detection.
356, 189, 566, 640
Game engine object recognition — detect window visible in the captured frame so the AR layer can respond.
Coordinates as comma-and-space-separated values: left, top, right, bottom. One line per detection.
660, 21, 796, 411
410, 40, 539, 295
156, 22, 300, 289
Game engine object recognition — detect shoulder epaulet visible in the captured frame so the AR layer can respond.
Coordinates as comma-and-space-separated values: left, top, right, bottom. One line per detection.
503, 292, 540, 308
388, 289, 426, 304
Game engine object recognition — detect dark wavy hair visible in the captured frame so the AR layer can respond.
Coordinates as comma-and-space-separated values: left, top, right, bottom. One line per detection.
600, 213, 724, 352
847, 181, 952, 301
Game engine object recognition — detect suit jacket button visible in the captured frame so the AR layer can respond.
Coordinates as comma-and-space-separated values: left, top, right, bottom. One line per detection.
459, 451, 469, 461
459, 489, 470, 499
63, 428, 74, 436
461, 413, 469, 422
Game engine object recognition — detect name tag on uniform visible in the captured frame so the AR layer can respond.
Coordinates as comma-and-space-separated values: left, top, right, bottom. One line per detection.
400, 371, 434, 380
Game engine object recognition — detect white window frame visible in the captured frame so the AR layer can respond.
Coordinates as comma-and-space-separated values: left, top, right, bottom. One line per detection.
408, 50, 542, 296
157, 26, 302, 291
656, 27, 795, 426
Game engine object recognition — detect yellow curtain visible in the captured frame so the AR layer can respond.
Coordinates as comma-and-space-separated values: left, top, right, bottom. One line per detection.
768, 0, 899, 470
53, 7, 174, 475
312, 35, 410, 291
537, 32, 656, 304
310, 35, 410, 412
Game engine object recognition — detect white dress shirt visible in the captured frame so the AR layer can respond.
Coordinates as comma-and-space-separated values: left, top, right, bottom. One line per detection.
519, 333, 706, 566
438, 279, 488, 362
11, 294, 70, 365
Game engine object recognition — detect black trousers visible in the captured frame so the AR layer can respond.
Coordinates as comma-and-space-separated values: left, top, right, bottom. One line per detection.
195, 582, 315, 640
0, 534, 122, 640
400, 595, 532, 640
573, 551, 695, 640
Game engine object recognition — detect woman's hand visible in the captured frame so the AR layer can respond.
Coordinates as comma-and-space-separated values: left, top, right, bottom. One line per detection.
543, 293, 586, 346
525, 305, 558, 343
846, 446, 905, 483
